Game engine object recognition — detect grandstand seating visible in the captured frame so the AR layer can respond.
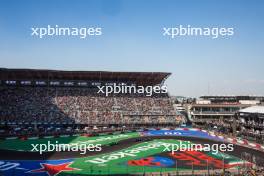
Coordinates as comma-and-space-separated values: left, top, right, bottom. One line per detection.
0, 87, 177, 125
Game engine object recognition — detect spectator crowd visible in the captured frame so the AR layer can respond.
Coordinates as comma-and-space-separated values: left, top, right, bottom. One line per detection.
0, 86, 178, 126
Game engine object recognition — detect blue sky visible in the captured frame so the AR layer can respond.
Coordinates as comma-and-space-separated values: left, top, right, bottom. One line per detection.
0, 0, 264, 97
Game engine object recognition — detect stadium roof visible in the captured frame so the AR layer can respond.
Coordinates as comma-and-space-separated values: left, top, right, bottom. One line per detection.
239, 106, 264, 114
191, 104, 249, 108
0, 68, 171, 86
200, 95, 264, 99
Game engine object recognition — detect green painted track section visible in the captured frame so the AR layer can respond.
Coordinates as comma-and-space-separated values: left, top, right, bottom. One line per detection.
61, 139, 243, 175
0, 132, 140, 151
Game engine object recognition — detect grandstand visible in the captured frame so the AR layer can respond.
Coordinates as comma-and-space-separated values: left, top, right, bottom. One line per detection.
190, 96, 263, 122
189, 96, 264, 145
0, 68, 181, 137
238, 106, 264, 144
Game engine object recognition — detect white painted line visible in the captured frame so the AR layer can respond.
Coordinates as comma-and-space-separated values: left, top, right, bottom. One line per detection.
6, 137, 18, 140
28, 137, 39, 140
44, 136, 54, 139
60, 135, 70, 137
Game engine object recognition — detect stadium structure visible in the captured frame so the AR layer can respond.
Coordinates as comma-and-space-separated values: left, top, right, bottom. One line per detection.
1, 68, 264, 176
238, 106, 264, 144
0, 68, 179, 129
190, 96, 263, 122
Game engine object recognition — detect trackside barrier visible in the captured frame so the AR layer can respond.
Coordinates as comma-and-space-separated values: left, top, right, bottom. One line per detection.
120, 168, 241, 176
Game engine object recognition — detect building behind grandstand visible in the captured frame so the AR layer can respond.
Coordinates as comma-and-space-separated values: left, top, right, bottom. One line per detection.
187, 95, 264, 143
190, 95, 263, 122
